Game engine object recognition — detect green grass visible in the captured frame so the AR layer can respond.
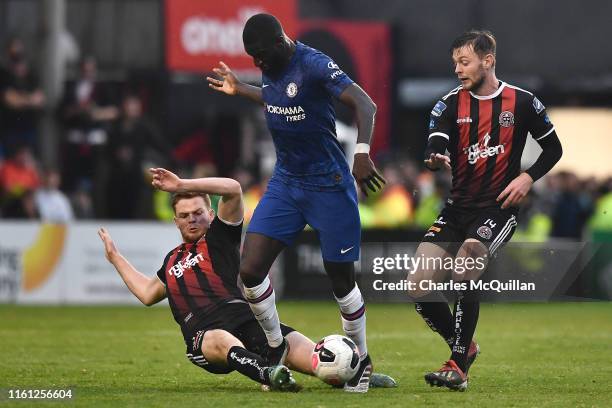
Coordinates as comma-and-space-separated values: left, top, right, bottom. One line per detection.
1, 302, 611, 407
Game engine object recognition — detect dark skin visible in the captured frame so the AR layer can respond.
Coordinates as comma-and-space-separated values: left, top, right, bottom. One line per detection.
240, 232, 356, 299
207, 34, 386, 197
207, 30, 383, 297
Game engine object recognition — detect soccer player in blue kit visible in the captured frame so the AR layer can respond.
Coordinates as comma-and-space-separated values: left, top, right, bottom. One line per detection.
207, 13, 385, 392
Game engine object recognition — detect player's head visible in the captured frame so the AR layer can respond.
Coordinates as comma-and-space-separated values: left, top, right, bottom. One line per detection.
450, 30, 496, 92
172, 192, 214, 243
242, 13, 292, 76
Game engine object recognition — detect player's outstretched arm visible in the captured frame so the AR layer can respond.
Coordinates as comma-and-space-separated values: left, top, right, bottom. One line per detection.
98, 227, 166, 306
150, 168, 244, 224
206, 61, 263, 105
339, 84, 386, 196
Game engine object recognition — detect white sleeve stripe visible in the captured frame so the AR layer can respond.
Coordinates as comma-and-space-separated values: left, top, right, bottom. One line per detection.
429, 132, 450, 140
217, 216, 243, 226
535, 127, 555, 141
442, 85, 462, 100
505, 83, 533, 96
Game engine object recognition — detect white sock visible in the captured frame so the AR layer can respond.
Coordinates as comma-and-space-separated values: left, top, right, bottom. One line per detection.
335, 284, 368, 359
243, 276, 283, 347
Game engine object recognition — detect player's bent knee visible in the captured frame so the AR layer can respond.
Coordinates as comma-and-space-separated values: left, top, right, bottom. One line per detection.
406, 268, 431, 300
285, 331, 316, 375
239, 262, 266, 287
202, 330, 243, 364
239, 233, 286, 287
407, 242, 452, 299
460, 238, 489, 257
454, 239, 489, 281
324, 261, 355, 298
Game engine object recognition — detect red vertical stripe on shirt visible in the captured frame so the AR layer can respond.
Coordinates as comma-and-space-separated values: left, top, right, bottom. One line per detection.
166, 250, 191, 315
198, 242, 233, 299
196, 241, 232, 300
491, 87, 516, 192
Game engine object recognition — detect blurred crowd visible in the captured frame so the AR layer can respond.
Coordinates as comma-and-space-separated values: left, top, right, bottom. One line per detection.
0, 38, 171, 222
0, 38, 609, 241
349, 160, 610, 241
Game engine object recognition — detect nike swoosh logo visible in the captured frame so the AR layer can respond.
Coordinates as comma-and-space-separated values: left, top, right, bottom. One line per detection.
340, 246, 354, 254
262, 84, 269, 88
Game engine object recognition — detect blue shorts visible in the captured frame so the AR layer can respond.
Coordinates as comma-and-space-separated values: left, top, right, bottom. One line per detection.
247, 179, 361, 262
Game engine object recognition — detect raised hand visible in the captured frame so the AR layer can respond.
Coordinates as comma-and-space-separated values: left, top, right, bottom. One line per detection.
98, 227, 119, 263
206, 61, 241, 95
149, 168, 183, 192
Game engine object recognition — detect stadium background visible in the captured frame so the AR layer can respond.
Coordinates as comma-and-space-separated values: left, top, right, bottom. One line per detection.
0, 1, 611, 406
0, 0, 611, 302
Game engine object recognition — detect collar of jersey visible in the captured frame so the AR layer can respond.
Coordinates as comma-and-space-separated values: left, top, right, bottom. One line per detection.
469, 81, 506, 100
182, 233, 205, 250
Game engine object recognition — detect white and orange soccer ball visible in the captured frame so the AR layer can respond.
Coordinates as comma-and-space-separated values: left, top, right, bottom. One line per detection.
311, 334, 360, 385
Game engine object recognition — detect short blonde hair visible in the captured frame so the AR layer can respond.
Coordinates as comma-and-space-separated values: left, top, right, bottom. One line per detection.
171, 192, 211, 213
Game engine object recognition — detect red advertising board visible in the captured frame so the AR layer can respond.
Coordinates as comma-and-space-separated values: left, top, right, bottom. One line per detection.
165, 0, 297, 72
164, 2, 391, 153
298, 21, 392, 154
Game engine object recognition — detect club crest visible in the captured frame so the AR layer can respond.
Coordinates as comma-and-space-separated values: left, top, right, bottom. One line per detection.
286, 82, 298, 98
499, 111, 515, 127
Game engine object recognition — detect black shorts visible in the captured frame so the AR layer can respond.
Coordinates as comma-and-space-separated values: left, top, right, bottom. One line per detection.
185, 315, 295, 375
422, 205, 518, 256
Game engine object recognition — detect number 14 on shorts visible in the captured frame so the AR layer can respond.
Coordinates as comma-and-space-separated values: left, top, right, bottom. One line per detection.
483, 218, 496, 228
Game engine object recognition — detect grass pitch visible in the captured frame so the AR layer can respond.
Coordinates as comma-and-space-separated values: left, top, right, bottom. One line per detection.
1, 302, 611, 407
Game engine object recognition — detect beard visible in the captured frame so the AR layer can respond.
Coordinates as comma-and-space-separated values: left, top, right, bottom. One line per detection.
465, 69, 486, 92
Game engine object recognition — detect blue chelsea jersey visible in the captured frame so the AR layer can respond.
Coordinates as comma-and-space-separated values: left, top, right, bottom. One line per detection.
262, 42, 355, 191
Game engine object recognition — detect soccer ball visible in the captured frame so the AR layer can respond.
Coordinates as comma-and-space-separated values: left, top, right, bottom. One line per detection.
311, 334, 360, 385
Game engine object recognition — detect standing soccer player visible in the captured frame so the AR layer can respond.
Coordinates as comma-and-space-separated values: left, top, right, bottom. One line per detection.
407, 30, 563, 390
207, 13, 385, 392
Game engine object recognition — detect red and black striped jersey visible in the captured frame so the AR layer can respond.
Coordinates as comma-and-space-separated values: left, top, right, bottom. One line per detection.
156, 217, 247, 332
428, 81, 555, 209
